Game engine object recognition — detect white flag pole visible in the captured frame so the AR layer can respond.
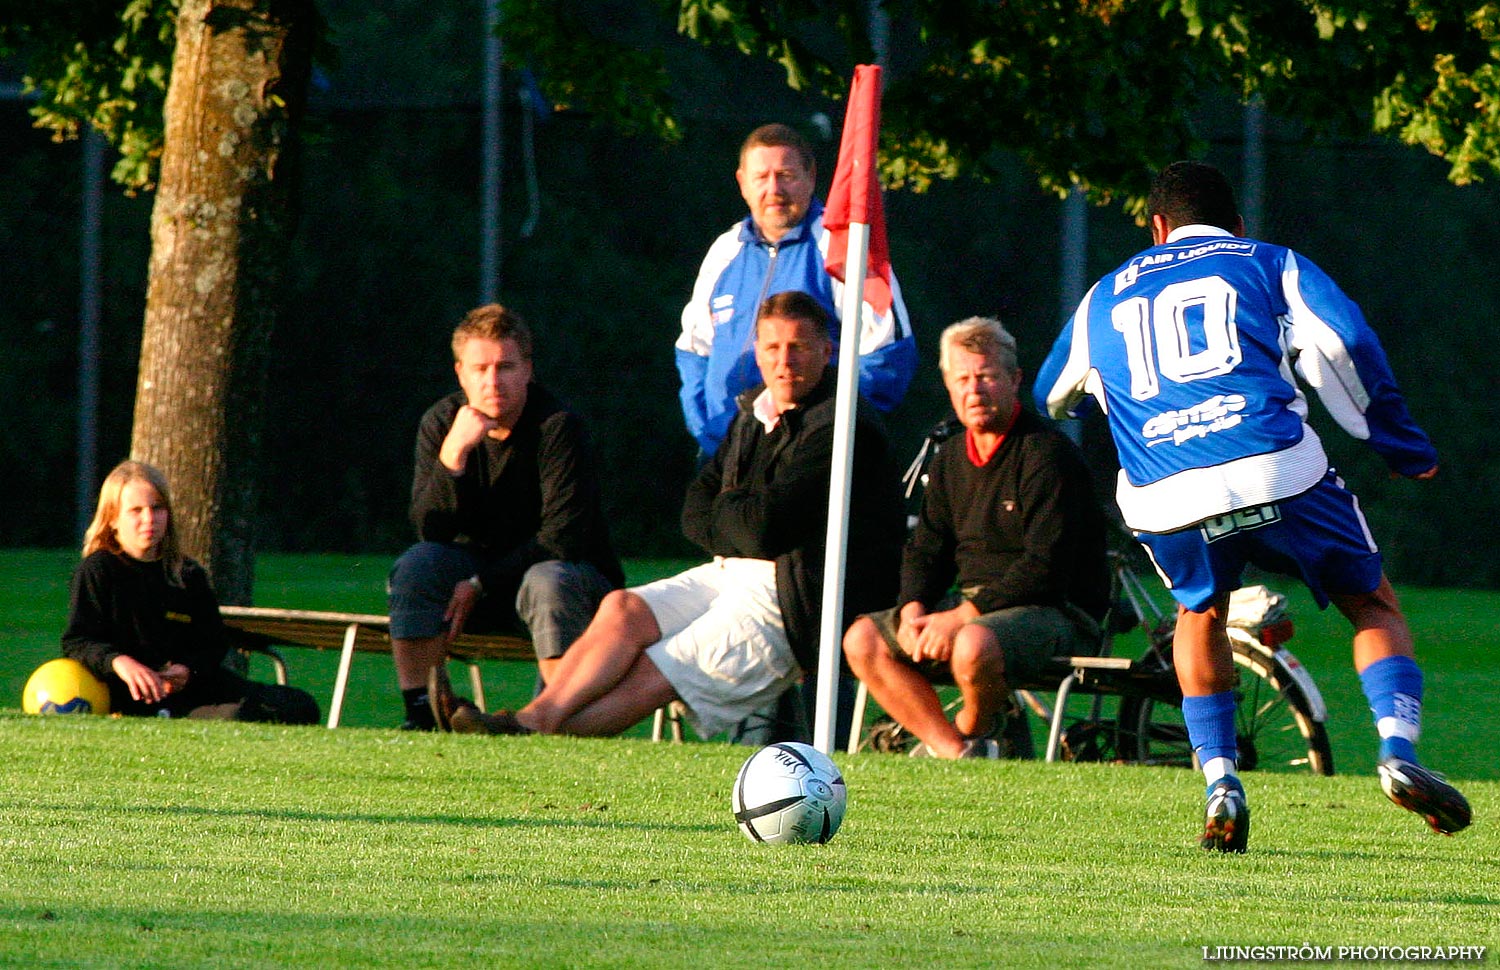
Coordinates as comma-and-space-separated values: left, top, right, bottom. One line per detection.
813, 221, 872, 754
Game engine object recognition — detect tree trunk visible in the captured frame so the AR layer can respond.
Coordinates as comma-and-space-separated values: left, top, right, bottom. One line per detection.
132, 0, 314, 604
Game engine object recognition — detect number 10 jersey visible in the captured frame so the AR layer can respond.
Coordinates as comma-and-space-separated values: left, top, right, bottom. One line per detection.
1035, 224, 1436, 534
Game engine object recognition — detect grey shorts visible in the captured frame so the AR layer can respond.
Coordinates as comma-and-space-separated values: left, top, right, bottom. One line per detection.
387, 541, 613, 659
865, 598, 1101, 687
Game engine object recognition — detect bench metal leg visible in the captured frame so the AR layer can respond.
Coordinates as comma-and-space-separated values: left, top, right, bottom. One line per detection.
267, 649, 288, 686
465, 662, 487, 712
1044, 673, 1078, 762
847, 680, 869, 754
237, 647, 288, 686
327, 622, 361, 729
650, 704, 685, 742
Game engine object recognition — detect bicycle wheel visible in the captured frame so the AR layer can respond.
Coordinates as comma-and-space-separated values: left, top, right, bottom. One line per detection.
1118, 639, 1335, 775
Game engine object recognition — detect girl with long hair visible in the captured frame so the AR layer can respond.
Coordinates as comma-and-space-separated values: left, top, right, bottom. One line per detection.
61, 460, 319, 723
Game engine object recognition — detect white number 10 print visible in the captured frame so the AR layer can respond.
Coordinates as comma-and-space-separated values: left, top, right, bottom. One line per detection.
1111, 275, 1242, 400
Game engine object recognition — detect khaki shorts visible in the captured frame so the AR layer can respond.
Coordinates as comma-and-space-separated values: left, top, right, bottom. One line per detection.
639, 558, 801, 739
865, 598, 1100, 687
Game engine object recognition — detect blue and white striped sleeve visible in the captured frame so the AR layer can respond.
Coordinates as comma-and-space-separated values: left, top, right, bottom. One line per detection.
1036, 283, 1100, 421
1282, 250, 1437, 475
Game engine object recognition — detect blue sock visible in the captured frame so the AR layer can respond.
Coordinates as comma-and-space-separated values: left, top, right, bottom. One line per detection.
1182, 692, 1239, 789
1360, 655, 1423, 764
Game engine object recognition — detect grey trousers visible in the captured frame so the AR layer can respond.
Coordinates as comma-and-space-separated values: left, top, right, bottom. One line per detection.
387, 541, 615, 660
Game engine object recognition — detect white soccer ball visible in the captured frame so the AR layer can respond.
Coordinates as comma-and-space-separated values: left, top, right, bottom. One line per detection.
732, 741, 847, 844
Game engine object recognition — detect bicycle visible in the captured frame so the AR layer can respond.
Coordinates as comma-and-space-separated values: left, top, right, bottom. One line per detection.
851, 421, 1336, 776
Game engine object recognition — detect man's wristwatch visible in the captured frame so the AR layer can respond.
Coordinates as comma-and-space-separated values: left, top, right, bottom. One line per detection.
465, 574, 484, 596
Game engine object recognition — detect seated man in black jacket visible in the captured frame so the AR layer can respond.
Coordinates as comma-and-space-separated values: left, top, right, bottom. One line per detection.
843, 317, 1111, 758
446, 290, 905, 738
389, 303, 624, 730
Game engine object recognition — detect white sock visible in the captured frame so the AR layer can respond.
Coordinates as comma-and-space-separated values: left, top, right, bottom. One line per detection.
1202, 756, 1238, 788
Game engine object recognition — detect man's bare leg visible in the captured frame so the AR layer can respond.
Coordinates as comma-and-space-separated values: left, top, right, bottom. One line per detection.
843, 617, 966, 758
517, 589, 662, 733
393, 635, 448, 691
1331, 576, 1415, 673
949, 623, 1009, 741
1172, 594, 1236, 697
551, 654, 679, 737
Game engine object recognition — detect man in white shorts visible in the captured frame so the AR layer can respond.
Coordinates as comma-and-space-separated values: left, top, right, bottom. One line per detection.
447, 290, 905, 738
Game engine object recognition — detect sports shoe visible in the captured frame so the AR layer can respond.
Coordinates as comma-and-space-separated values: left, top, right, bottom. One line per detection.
426, 666, 478, 733
1377, 757, 1472, 835
1200, 779, 1250, 853
908, 736, 1000, 759
960, 737, 1002, 759
449, 706, 534, 736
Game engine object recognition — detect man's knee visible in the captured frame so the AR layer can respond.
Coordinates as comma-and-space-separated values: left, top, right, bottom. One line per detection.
517, 560, 609, 612
951, 623, 1004, 680
388, 542, 477, 641
389, 541, 463, 596
842, 616, 884, 671
518, 560, 614, 658
597, 587, 651, 624
1332, 576, 1405, 628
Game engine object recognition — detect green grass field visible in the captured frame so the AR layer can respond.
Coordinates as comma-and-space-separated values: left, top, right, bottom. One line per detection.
2, 549, 1497, 968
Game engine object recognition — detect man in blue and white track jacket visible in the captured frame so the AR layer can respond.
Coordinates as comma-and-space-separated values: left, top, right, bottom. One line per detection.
676, 123, 916, 456
1036, 160, 1469, 853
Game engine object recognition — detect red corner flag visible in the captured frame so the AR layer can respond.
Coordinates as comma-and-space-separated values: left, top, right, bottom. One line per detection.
823, 64, 893, 317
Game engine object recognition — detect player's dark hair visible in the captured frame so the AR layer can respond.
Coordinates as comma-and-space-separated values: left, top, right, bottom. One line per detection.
1148, 161, 1240, 234
756, 290, 833, 344
740, 123, 816, 173
452, 303, 533, 360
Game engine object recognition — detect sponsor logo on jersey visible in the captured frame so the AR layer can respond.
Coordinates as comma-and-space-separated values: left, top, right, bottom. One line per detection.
711, 293, 735, 326
1114, 240, 1256, 294
1200, 503, 1281, 542
1142, 393, 1247, 447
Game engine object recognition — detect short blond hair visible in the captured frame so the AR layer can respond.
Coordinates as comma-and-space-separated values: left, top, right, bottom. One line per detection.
452, 303, 533, 361
939, 316, 1018, 375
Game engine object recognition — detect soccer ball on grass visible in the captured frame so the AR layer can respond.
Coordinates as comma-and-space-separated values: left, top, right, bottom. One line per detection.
23, 658, 111, 715
732, 741, 846, 844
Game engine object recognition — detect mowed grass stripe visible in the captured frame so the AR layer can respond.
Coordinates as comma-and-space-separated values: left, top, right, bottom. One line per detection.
1, 715, 1495, 969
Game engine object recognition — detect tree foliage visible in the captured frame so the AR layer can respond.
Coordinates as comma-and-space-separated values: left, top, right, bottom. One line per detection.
500, 0, 1500, 214
0, 0, 176, 189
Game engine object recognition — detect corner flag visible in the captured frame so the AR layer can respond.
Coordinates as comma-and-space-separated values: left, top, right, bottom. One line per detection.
812, 63, 885, 754
822, 64, 892, 316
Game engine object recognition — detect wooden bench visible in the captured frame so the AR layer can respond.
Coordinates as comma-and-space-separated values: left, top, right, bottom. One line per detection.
219, 606, 533, 729
218, 606, 685, 739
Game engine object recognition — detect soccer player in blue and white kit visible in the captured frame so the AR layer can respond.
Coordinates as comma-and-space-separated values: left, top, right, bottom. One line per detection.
1036, 161, 1470, 852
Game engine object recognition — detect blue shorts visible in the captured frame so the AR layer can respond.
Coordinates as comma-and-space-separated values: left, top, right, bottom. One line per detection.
1134, 470, 1382, 613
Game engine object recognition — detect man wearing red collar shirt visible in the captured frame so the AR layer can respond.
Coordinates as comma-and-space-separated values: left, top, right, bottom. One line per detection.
844, 317, 1111, 758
